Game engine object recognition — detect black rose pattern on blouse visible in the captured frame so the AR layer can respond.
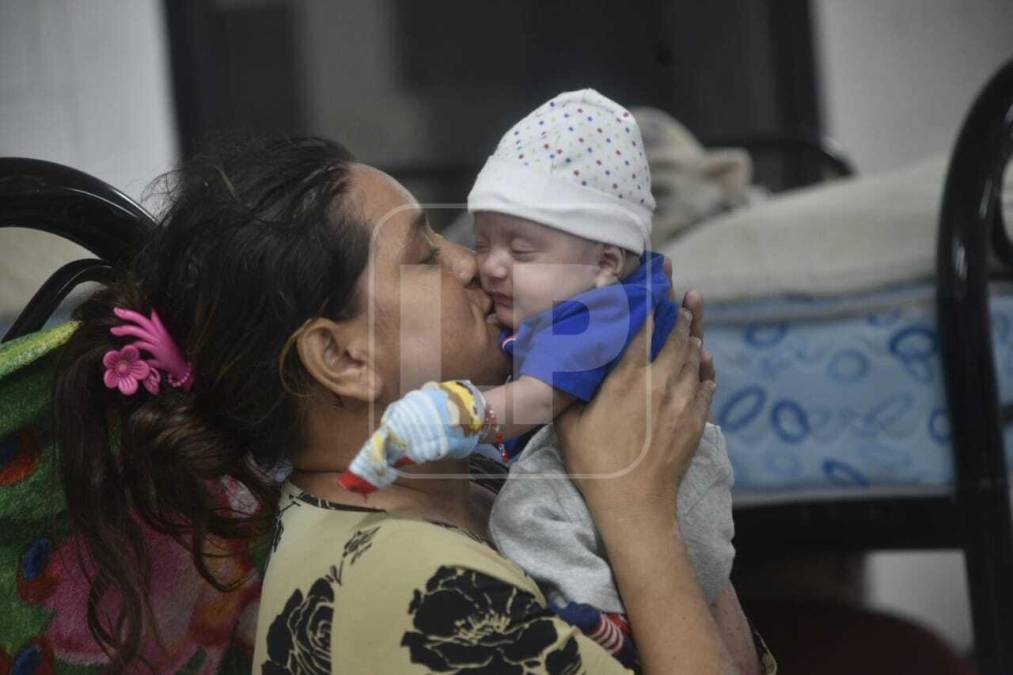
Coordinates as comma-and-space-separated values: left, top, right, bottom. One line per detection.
401, 566, 584, 674
270, 518, 284, 553
272, 493, 307, 553
262, 566, 339, 675
263, 526, 382, 674
335, 526, 380, 584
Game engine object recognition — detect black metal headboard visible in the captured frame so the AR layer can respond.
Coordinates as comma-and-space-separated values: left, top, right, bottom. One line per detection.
0, 158, 157, 342
936, 57, 1013, 674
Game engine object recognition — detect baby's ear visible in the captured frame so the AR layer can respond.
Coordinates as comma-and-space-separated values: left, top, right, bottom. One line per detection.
594, 244, 626, 288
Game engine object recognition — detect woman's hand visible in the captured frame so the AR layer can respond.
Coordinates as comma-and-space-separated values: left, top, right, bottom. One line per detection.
662, 255, 714, 384
556, 303, 727, 673
557, 304, 715, 527
682, 288, 716, 384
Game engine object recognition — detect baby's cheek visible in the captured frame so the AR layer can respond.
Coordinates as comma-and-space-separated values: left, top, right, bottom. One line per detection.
521, 264, 594, 314
511, 267, 555, 317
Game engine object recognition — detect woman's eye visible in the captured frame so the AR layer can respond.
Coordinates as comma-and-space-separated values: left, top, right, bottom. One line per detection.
511, 248, 535, 260
423, 246, 442, 266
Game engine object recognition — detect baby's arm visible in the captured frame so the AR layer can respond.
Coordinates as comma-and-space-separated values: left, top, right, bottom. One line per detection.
480, 376, 575, 443
337, 378, 573, 494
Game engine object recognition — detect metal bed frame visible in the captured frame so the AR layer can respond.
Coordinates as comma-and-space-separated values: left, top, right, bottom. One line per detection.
731, 58, 1013, 675
0, 158, 156, 343
1, 59, 1011, 672
936, 58, 1013, 675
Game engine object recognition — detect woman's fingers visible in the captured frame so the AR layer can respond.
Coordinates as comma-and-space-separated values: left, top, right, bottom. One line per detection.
701, 349, 716, 384
682, 289, 705, 342
614, 308, 656, 374
681, 289, 716, 382
678, 336, 703, 387
653, 306, 692, 375
693, 379, 718, 421
663, 256, 675, 302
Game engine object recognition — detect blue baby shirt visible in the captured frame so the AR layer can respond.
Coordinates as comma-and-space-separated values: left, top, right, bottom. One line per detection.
501, 251, 678, 402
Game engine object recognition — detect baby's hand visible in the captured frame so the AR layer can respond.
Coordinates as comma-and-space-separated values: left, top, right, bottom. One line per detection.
337, 380, 488, 493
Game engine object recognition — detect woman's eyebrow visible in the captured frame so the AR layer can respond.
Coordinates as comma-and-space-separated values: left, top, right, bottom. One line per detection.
409, 211, 429, 241
398, 210, 429, 260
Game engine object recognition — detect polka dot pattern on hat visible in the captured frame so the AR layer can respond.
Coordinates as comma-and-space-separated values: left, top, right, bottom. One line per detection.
492, 89, 654, 209
468, 89, 654, 254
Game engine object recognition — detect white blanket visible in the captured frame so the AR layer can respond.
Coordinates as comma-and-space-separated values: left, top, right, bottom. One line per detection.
663, 157, 1012, 302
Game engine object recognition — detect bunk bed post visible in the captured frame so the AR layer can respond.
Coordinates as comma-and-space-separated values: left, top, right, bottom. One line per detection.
936, 58, 1013, 675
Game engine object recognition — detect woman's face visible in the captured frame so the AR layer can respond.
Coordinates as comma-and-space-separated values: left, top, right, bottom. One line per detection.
348, 164, 509, 401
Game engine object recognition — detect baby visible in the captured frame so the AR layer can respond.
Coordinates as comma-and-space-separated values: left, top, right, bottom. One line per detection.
340, 90, 734, 666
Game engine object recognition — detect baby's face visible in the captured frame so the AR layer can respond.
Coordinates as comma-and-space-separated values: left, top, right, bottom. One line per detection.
474, 212, 602, 330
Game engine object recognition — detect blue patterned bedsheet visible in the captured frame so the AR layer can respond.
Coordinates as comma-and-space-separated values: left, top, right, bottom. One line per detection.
706, 282, 1013, 496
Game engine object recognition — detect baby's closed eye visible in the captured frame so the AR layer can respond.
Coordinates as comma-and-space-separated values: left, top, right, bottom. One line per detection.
509, 240, 539, 260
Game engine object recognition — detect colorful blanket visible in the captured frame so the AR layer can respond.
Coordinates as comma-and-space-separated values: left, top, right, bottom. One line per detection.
0, 324, 264, 674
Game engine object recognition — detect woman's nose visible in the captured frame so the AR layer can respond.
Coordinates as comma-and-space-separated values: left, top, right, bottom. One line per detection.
440, 238, 480, 286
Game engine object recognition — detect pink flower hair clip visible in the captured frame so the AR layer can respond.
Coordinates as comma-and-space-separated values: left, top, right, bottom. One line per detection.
103, 307, 193, 396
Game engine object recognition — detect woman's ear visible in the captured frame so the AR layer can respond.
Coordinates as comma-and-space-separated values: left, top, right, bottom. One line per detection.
296, 318, 383, 404
594, 244, 626, 288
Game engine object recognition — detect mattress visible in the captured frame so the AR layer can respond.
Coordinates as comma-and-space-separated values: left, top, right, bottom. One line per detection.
705, 282, 1013, 504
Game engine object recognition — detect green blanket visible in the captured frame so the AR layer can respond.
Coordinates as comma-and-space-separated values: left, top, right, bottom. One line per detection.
0, 324, 262, 674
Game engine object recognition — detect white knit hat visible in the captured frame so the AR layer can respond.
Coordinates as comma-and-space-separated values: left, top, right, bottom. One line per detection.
468, 89, 655, 255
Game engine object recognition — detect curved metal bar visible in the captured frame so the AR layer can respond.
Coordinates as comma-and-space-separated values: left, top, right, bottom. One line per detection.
3, 259, 115, 343
0, 157, 156, 266
990, 150, 1013, 272
936, 58, 1013, 675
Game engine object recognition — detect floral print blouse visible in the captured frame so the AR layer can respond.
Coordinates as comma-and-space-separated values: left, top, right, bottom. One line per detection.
254, 482, 775, 674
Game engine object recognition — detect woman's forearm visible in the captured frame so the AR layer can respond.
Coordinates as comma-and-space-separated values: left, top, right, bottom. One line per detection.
595, 509, 730, 675
710, 584, 761, 675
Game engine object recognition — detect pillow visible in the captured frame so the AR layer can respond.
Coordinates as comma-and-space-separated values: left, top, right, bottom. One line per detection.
663, 158, 978, 302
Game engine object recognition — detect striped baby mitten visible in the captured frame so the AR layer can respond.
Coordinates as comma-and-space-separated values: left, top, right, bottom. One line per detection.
338, 380, 487, 493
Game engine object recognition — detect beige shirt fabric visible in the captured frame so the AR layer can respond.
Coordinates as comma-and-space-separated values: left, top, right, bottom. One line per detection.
253, 482, 632, 674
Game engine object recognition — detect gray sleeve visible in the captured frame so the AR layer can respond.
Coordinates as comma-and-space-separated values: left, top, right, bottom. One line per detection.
488, 444, 626, 613
677, 423, 736, 603
490, 423, 736, 611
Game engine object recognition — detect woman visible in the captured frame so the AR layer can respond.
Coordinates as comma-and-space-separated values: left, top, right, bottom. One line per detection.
54, 136, 770, 673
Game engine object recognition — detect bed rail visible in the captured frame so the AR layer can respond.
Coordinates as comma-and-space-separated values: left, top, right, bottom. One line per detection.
936, 57, 1013, 675
0, 157, 155, 265
0, 158, 156, 342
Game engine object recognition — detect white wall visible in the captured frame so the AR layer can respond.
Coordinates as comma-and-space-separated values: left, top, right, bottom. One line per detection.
814, 0, 1013, 175
813, 0, 1013, 656
0, 0, 178, 323
295, 0, 427, 167
0, 0, 178, 199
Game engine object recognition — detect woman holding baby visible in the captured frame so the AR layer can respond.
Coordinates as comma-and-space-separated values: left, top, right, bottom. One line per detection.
53, 97, 774, 673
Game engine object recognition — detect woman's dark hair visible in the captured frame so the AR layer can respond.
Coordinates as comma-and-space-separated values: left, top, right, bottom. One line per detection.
53, 135, 370, 670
